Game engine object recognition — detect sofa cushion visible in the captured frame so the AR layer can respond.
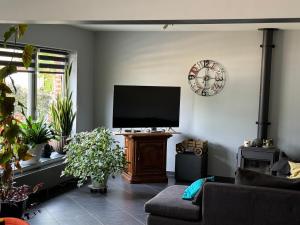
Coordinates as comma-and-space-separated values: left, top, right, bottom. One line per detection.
271, 152, 290, 176
145, 185, 201, 221
235, 168, 300, 191
289, 161, 300, 179
192, 179, 213, 205
182, 176, 214, 200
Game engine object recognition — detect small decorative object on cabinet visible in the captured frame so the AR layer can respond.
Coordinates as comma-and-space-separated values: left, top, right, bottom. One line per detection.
243, 139, 251, 147
176, 139, 208, 156
263, 138, 274, 148
188, 59, 226, 96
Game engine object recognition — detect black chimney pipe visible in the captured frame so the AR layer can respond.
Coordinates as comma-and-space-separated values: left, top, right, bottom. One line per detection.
257, 28, 276, 140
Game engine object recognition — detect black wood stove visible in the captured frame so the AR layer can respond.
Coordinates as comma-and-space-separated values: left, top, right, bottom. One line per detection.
237, 29, 280, 174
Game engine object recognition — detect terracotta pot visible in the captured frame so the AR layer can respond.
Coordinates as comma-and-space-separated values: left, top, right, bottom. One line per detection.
0, 218, 29, 225
0, 198, 27, 218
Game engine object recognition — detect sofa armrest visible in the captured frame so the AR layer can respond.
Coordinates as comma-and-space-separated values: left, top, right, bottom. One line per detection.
202, 182, 300, 225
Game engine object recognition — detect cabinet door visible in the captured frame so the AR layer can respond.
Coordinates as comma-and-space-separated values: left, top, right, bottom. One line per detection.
135, 140, 166, 175
124, 137, 133, 175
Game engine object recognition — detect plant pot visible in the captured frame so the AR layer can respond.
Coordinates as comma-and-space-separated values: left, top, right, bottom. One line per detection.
22, 144, 45, 165
41, 143, 53, 158
52, 136, 68, 154
90, 175, 109, 193
0, 198, 27, 218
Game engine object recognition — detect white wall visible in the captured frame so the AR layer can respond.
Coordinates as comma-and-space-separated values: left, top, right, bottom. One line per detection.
94, 31, 263, 176
0, 24, 96, 132
1, 0, 300, 21
269, 30, 300, 160
3, 24, 300, 177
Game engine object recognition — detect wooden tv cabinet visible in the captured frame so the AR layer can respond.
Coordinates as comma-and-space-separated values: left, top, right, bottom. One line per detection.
116, 132, 173, 183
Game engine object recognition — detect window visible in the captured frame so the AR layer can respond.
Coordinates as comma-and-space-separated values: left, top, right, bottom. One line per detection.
0, 43, 70, 121
5, 72, 30, 121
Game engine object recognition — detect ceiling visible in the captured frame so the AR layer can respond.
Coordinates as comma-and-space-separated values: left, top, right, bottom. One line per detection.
1, 0, 300, 23
74, 23, 300, 32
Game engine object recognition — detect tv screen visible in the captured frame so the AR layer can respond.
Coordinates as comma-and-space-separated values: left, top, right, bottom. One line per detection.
113, 85, 181, 128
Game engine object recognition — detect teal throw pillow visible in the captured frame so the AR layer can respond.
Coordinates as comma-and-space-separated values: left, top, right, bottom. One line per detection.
182, 176, 215, 200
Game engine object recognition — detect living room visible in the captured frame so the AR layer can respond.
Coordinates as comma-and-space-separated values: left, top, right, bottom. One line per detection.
1, 1, 300, 225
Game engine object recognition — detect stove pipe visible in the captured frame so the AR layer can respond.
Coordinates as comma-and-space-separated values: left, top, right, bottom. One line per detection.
257, 28, 276, 140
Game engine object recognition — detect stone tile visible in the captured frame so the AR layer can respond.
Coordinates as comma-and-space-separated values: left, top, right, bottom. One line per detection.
25, 175, 171, 225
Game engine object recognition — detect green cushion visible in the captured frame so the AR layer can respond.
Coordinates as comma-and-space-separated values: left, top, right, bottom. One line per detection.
182, 176, 215, 200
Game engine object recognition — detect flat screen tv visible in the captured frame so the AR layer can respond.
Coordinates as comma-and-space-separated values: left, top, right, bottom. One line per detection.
113, 85, 181, 128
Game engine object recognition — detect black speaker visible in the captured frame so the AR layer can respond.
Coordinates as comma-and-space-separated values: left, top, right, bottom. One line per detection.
175, 152, 208, 182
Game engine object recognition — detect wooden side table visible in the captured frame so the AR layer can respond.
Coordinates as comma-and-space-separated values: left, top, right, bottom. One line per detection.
116, 132, 173, 183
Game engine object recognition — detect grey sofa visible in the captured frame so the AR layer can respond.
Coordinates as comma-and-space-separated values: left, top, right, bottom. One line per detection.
145, 182, 300, 225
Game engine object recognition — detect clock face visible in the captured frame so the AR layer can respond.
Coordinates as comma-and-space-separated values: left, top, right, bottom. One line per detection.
188, 60, 226, 96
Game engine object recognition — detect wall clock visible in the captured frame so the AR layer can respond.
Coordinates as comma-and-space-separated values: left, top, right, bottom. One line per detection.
188, 60, 226, 96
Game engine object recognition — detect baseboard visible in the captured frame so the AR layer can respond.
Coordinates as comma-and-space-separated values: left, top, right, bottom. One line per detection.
166, 171, 175, 177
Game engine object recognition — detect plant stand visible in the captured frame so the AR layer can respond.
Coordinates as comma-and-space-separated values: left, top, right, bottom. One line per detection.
88, 184, 107, 194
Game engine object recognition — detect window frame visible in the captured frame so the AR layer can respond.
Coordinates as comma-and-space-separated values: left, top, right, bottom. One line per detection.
0, 41, 70, 119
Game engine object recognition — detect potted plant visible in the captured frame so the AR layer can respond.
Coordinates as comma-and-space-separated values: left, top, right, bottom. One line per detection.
20, 116, 56, 164
50, 63, 76, 154
0, 184, 42, 218
62, 127, 127, 192
0, 24, 41, 218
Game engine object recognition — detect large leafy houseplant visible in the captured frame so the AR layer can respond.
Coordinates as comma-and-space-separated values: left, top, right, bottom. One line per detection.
20, 116, 55, 164
0, 24, 41, 217
50, 63, 76, 153
62, 127, 127, 191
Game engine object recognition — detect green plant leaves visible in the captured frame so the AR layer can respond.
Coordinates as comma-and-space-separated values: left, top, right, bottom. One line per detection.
3, 24, 28, 45
22, 45, 35, 69
13, 143, 31, 161
0, 65, 17, 80
50, 94, 76, 137
0, 83, 13, 95
17, 24, 28, 39
0, 96, 15, 117
0, 151, 13, 164
20, 116, 56, 145
62, 127, 127, 187
3, 26, 16, 45
2, 122, 20, 143
0, 24, 37, 190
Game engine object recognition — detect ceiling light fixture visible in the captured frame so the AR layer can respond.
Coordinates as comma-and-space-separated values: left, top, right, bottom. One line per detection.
163, 24, 174, 30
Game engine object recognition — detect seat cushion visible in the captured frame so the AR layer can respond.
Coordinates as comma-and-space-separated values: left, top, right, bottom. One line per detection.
145, 185, 201, 221
271, 152, 291, 176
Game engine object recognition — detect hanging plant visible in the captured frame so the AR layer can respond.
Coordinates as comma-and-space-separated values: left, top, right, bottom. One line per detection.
0, 24, 42, 217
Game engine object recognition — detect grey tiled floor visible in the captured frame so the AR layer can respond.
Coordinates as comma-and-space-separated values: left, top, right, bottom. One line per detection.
28, 176, 176, 225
